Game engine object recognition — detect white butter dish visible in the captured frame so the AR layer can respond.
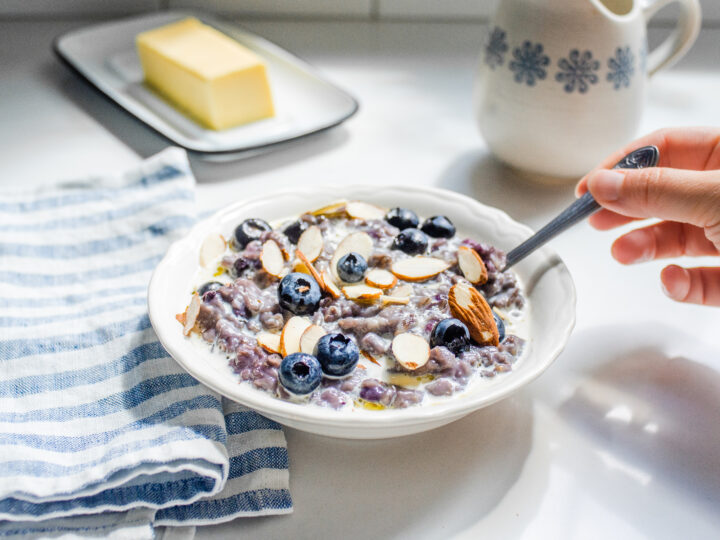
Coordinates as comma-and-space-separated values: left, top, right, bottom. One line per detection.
54, 11, 359, 156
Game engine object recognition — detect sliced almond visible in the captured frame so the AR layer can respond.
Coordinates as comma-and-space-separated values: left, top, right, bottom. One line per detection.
391, 257, 450, 282
279, 244, 292, 262
257, 332, 281, 354
296, 225, 323, 262
381, 295, 410, 305
365, 269, 397, 289
391, 333, 430, 371
333, 231, 374, 260
310, 200, 348, 218
293, 258, 310, 274
279, 316, 312, 357
346, 201, 386, 221
260, 240, 285, 278
299, 324, 327, 354
199, 233, 226, 268
342, 284, 383, 302
360, 350, 381, 366
390, 284, 414, 298
296, 250, 324, 290
448, 282, 499, 346
321, 269, 341, 299
458, 246, 488, 285
330, 231, 374, 282
182, 293, 201, 336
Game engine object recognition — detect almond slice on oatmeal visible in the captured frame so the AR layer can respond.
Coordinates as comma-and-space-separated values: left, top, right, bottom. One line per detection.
260, 240, 285, 278
330, 231, 374, 282
299, 324, 327, 354
390, 257, 450, 282
199, 233, 226, 268
296, 225, 323, 262
365, 269, 397, 289
345, 201, 386, 221
448, 281, 499, 346
257, 332, 281, 354
380, 295, 409, 305
333, 231, 374, 261
293, 258, 310, 274
391, 333, 430, 371
181, 293, 201, 336
360, 350, 381, 366
295, 250, 324, 288
310, 200, 348, 218
280, 316, 312, 357
457, 246, 488, 285
321, 269, 342, 299
390, 284, 413, 298
342, 284, 383, 302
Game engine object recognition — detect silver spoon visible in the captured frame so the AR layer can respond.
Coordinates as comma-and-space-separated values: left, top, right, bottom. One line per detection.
502, 145, 660, 271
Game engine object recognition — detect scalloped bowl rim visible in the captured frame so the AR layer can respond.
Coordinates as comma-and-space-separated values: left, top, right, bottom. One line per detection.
148, 185, 576, 432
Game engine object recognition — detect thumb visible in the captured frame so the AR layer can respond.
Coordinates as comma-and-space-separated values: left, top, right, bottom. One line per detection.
586, 167, 720, 228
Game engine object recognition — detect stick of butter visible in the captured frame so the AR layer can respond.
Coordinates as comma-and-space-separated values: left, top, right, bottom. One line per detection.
136, 17, 275, 130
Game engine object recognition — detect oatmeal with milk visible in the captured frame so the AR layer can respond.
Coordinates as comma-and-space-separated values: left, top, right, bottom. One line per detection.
178, 200, 526, 410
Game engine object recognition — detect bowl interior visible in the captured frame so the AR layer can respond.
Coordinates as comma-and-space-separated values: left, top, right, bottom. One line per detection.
148, 185, 576, 437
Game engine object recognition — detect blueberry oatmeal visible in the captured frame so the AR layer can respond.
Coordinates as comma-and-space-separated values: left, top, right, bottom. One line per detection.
178, 200, 526, 410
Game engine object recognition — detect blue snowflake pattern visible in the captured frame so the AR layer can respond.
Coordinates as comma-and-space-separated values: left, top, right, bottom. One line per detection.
555, 49, 599, 93
509, 41, 550, 86
484, 27, 509, 69
607, 46, 635, 90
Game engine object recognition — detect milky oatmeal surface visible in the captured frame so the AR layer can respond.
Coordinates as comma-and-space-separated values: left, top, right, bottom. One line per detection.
180, 202, 527, 410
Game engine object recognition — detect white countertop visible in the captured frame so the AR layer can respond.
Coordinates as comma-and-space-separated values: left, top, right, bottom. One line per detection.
2, 17, 720, 540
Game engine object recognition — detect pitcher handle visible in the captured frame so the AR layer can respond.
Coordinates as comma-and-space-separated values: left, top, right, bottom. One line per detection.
642, 0, 702, 76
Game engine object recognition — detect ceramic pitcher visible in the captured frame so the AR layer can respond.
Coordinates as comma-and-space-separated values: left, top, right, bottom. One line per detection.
474, 0, 701, 178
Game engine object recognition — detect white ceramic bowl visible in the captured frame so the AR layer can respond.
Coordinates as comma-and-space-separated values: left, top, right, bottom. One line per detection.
148, 185, 576, 439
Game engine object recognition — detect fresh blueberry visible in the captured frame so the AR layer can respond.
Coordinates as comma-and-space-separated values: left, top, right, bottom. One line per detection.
494, 312, 506, 342
278, 272, 322, 315
392, 228, 428, 255
385, 207, 419, 230
233, 218, 271, 250
421, 215, 456, 238
314, 333, 359, 377
279, 353, 322, 395
336, 252, 367, 283
283, 220, 308, 245
198, 281, 222, 296
430, 318, 471, 354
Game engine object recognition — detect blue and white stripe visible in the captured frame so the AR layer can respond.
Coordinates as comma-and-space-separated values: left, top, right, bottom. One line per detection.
0, 148, 292, 538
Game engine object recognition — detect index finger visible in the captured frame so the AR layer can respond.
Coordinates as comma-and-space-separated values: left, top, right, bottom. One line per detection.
576, 127, 720, 197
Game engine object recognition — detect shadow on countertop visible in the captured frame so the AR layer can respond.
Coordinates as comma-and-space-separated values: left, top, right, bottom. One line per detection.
533, 323, 720, 535
558, 344, 720, 513
437, 151, 577, 229
46, 60, 351, 184
203, 394, 539, 540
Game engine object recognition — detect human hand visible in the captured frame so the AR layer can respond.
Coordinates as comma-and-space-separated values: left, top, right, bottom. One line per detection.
576, 127, 720, 306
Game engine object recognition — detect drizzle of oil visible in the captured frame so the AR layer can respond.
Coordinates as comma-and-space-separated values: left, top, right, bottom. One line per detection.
386, 373, 436, 388
355, 399, 386, 411
213, 266, 225, 277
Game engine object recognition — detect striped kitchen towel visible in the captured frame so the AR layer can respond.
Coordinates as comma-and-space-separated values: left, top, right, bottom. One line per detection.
0, 148, 292, 538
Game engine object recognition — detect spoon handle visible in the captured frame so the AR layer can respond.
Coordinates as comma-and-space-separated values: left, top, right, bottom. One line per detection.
503, 145, 659, 270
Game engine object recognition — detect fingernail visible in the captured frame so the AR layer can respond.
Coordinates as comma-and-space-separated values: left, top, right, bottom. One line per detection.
588, 170, 625, 202
660, 281, 672, 297
661, 265, 690, 301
